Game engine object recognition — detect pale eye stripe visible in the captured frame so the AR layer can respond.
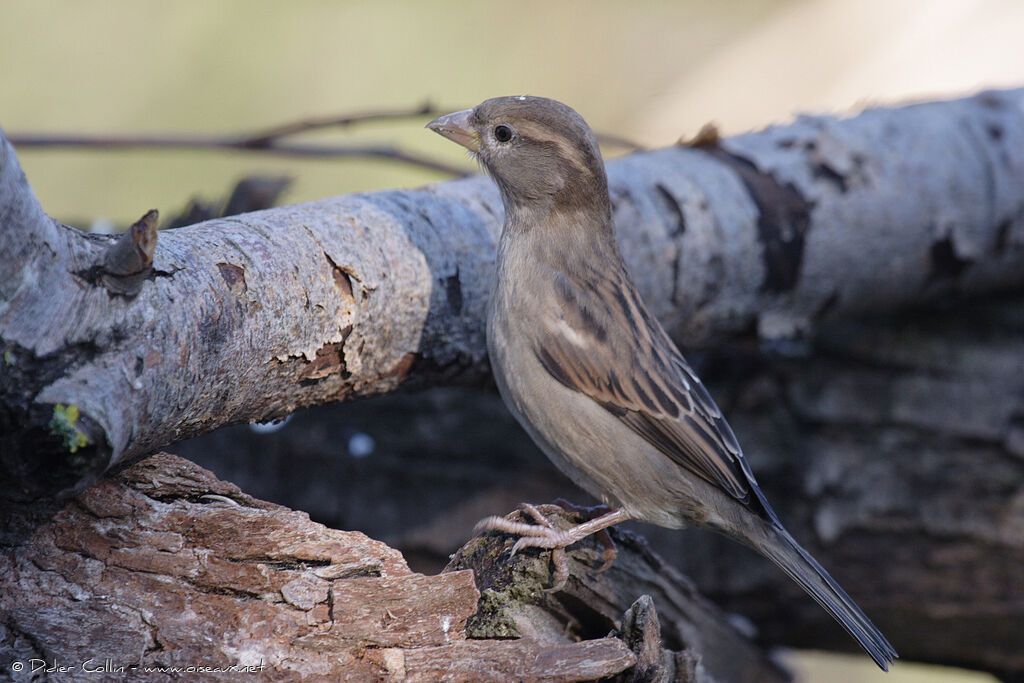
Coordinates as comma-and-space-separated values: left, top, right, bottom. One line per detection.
551, 137, 592, 176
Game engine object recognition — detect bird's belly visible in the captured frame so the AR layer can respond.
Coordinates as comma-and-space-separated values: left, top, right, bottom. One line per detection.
487, 323, 697, 529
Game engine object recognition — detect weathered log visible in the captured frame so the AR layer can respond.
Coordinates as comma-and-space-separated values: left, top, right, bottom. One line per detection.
177, 290, 1024, 676
0, 453, 789, 682
3, 88, 1024, 500
449, 505, 788, 683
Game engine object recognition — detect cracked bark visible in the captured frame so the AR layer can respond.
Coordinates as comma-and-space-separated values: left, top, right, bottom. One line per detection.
175, 290, 1024, 677
0, 454, 783, 683
3, 88, 1024, 500
2, 87, 1024, 679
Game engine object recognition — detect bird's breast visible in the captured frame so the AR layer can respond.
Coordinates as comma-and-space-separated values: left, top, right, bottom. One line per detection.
485, 243, 699, 526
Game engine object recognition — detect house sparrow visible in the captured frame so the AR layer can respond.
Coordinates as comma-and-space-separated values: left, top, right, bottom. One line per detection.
428, 96, 897, 671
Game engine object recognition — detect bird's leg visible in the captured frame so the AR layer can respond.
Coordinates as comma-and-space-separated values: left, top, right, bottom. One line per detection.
552, 499, 618, 573
474, 504, 630, 591
516, 504, 570, 589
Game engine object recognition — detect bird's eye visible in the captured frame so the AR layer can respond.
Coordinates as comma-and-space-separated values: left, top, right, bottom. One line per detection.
494, 124, 514, 143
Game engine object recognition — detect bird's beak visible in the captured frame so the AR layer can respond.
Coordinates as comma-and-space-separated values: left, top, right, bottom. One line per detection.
426, 109, 479, 152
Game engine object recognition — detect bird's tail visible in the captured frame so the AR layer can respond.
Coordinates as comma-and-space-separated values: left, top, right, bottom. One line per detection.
751, 523, 898, 671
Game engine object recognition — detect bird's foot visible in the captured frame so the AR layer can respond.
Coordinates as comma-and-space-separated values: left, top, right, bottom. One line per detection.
552, 499, 619, 573
473, 503, 629, 591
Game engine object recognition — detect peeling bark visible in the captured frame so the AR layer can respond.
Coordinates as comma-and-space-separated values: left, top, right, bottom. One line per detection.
0, 454, 787, 682
176, 290, 1024, 676
3, 89, 1024, 499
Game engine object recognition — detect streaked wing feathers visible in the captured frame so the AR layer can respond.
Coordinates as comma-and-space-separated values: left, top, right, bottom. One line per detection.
535, 270, 752, 504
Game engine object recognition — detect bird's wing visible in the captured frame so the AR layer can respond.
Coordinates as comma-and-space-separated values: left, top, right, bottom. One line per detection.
534, 269, 755, 506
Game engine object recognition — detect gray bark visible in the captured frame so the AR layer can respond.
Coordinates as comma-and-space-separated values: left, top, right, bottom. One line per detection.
178, 289, 1024, 676
3, 88, 1024, 500
644, 294, 1024, 675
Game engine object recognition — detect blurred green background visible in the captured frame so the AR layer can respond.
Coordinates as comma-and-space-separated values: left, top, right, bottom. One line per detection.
4, 0, 1021, 227
3, 2, 1017, 681
0, 0, 774, 224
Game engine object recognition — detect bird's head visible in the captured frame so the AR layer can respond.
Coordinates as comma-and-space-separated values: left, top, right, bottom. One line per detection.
428, 96, 609, 218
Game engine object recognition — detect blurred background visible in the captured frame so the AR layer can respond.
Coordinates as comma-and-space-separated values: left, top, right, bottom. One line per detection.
3, 0, 1022, 226
3, 2, 1020, 681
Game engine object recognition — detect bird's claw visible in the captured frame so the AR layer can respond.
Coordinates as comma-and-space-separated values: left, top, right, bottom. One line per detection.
473, 503, 628, 591
553, 499, 619, 573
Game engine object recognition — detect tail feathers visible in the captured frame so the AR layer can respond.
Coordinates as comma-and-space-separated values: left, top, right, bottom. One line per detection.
756, 525, 898, 672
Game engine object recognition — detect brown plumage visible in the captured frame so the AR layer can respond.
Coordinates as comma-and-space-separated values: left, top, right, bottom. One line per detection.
428, 96, 897, 671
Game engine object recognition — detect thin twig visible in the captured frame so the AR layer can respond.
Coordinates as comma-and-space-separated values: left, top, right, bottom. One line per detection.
7, 102, 643, 177
241, 100, 444, 145
9, 133, 471, 177
238, 101, 644, 151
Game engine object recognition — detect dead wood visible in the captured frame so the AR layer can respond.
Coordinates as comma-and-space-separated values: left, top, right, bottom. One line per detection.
0, 453, 789, 682
3, 88, 1024, 500
175, 290, 1024, 676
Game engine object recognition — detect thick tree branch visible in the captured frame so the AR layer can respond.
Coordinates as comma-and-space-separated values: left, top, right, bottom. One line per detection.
174, 290, 1024, 675
2, 88, 1024, 500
